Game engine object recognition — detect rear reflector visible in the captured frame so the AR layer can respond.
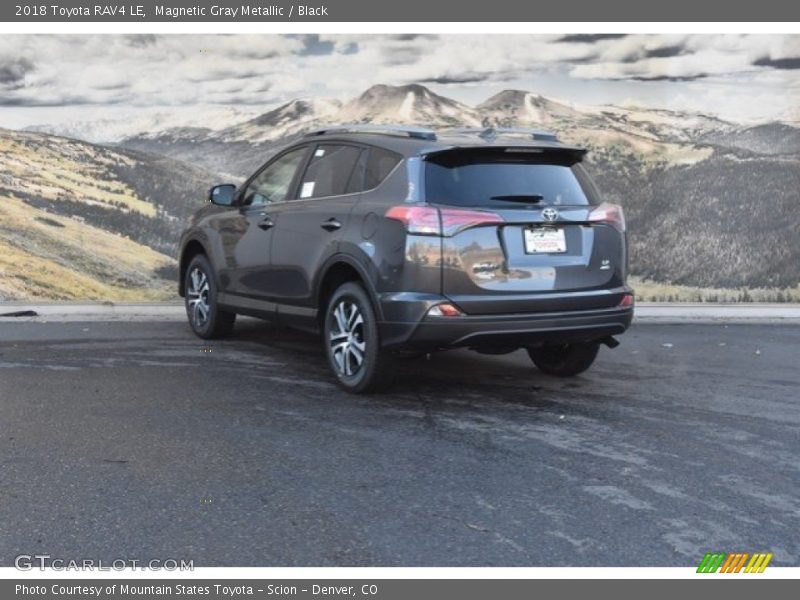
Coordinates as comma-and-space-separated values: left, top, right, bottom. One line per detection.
386, 205, 504, 237
619, 293, 634, 307
427, 303, 464, 317
588, 202, 626, 232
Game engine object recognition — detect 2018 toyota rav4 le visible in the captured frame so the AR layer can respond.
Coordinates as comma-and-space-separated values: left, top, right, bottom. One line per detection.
178, 125, 634, 393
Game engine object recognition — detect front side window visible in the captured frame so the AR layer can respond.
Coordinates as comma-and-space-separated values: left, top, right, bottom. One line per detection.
242, 147, 308, 206
298, 144, 363, 199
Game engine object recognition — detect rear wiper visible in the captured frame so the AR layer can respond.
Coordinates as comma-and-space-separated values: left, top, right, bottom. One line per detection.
489, 194, 544, 203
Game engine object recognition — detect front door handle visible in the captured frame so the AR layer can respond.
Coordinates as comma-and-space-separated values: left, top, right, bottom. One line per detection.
321, 218, 342, 232
257, 214, 274, 230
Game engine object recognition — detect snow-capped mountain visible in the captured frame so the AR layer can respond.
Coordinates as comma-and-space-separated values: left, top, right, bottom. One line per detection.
337, 84, 482, 128
29, 83, 795, 157
478, 89, 737, 145
215, 98, 342, 144
118, 82, 799, 181
477, 90, 587, 128
122, 84, 484, 176
593, 105, 736, 144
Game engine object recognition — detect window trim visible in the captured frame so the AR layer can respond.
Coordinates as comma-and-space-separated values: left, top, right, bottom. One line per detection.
237, 141, 405, 208
273, 142, 404, 204
344, 146, 368, 195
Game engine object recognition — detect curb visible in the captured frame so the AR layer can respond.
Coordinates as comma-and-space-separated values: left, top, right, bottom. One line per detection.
2, 303, 800, 323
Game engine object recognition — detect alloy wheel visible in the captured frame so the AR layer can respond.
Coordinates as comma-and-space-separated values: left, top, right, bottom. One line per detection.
328, 299, 366, 377
186, 267, 211, 328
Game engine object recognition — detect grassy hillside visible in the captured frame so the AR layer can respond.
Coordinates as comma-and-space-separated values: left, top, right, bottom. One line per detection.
0, 129, 213, 301
585, 150, 800, 290
630, 277, 800, 303
0, 195, 171, 300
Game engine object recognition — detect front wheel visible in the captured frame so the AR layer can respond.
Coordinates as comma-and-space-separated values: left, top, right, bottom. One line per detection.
527, 342, 600, 377
184, 254, 236, 339
323, 282, 393, 393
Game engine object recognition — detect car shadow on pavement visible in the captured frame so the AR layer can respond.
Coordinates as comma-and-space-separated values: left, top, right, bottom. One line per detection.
220, 317, 603, 412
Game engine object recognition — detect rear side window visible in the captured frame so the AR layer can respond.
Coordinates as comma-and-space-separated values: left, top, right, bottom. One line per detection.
425, 149, 599, 207
299, 144, 363, 199
364, 147, 402, 190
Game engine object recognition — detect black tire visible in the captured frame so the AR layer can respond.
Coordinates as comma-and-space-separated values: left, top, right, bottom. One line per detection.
184, 254, 236, 339
527, 342, 600, 377
323, 282, 394, 393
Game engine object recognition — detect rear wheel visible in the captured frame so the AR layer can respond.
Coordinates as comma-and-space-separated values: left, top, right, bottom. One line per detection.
184, 254, 236, 339
527, 342, 600, 377
323, 282, 393, 393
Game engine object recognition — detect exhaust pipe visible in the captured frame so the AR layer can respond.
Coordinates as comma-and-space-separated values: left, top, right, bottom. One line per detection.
601, 336, 620, 349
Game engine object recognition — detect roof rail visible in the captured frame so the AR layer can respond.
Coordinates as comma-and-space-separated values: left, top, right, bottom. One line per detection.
305, 124, 437, 141
450, 127, 559, 142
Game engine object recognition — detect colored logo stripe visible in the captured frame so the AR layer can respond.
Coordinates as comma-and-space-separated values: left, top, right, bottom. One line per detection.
697, 552, 773, 573
745, 553, 773, 573
719, 553, 748, 573
697, 553, 726, 573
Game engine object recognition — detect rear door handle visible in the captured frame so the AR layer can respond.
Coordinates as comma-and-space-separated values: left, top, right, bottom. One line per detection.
257, 214, 274, 230
321, 218, 342, 232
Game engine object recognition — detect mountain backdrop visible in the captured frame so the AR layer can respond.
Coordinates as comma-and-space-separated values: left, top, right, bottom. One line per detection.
3, 83, 800, 301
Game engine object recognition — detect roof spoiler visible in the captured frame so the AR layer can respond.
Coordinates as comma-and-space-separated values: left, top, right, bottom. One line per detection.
421, 144, 588, 164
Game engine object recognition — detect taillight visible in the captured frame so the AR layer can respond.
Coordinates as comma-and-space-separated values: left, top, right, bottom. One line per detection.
440, 208, 504, 236
384, 205, 441, 235
385, 206, 504, 236
588, 202, 626, 232
619, 293, 634, 307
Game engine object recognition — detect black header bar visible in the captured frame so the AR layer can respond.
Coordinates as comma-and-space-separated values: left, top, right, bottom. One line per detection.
3, 0, 800, 22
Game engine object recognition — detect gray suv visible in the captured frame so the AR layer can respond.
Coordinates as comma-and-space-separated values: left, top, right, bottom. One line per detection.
178, 125, 634, 392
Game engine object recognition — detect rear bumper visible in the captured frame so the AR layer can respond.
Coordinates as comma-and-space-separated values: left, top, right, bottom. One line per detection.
378, 292, 634, 350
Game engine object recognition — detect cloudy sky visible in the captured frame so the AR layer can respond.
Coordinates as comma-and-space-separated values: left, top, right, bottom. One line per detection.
1, 34, 799, 131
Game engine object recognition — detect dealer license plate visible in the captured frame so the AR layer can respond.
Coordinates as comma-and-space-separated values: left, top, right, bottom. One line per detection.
524, 227, 566, 254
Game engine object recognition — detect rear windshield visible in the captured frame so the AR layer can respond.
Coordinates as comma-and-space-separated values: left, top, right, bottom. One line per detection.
425, 149, 599, 207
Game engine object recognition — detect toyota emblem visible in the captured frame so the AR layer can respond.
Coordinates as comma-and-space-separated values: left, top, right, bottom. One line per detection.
541, 207, 559, 222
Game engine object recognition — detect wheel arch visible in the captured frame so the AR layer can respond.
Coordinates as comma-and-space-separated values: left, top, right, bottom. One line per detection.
315, 255, 382, 325
178, 238, 209, 297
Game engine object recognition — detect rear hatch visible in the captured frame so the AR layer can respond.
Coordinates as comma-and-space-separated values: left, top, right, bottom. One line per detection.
424, 147, 627, 315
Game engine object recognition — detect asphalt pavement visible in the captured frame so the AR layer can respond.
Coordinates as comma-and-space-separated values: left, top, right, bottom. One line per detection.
0, 317, 798, 566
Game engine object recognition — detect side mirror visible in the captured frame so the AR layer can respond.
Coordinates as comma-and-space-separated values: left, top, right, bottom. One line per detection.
209, 184, 236, 206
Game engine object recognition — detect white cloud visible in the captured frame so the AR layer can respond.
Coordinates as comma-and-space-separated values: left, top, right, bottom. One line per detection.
0, 34, 797, 124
